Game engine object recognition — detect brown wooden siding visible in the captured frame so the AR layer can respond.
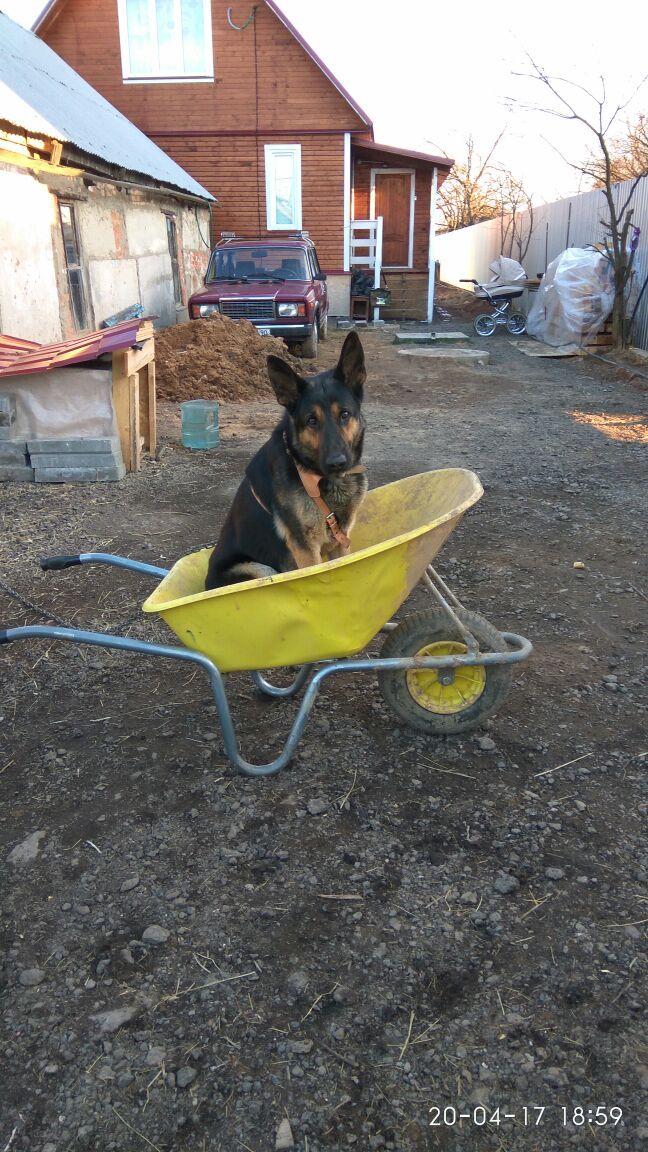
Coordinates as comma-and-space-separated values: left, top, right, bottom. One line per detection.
353, 160, 431, 272
150, 132, 346, 268
41, 0, 367, 135
40, 0, 364, 269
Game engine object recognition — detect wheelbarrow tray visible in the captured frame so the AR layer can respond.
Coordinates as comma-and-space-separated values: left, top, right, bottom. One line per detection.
142, 469, 483, 673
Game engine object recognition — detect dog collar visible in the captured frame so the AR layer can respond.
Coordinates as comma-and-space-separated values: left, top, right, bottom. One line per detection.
282, 432, 358, 552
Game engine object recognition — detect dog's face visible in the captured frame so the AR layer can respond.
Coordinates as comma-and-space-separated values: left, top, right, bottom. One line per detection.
267, 331, 366, 477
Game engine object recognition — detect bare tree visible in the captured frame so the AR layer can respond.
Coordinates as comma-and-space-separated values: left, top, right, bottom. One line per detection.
585, 113, 648, 185
514, 58, 648, 346
492, 168, 535, 263
436, 133, 505, 232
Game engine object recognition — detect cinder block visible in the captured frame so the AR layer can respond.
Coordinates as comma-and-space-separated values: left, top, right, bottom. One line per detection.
28, 436, 122, 455
34, 462, 125, 483
0, 465, 34, 482
0, 422, 18, 440
0, 442, 28, 464
32, 452, 123, 470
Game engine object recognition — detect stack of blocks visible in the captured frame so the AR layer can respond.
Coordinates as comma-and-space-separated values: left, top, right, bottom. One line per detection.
0, 395, 125, 482
28, 438, 125, 482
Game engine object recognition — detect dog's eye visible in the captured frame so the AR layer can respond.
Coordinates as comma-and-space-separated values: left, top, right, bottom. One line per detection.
305, 413, 319, 428
339, 409, 351, 423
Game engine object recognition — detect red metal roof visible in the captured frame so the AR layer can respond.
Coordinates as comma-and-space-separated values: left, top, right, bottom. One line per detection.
0, 318, 152, 379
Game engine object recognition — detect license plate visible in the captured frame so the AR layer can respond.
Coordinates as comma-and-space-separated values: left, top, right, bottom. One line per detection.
257, 326, 271, 336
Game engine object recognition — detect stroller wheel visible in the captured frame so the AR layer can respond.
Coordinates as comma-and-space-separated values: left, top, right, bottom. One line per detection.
506, 312, 527, 335
474, 313, 496, 336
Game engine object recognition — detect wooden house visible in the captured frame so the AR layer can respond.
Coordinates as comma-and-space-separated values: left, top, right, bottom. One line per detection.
35, 0, 453, 320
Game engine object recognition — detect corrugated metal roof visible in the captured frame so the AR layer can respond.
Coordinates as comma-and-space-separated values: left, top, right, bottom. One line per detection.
0, 11, 214, 201
0, 317, 155, 378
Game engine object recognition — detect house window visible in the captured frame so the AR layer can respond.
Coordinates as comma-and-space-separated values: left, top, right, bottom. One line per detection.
117, 0, 213, 81
58, 202, 87, 330
165, 214, 183, 304
264, 145, 302, 231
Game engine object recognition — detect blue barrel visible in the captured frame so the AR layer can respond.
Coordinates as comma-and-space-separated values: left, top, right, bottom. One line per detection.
180, 400, 220, 450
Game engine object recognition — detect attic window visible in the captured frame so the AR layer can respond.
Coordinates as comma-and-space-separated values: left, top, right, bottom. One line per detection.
117, 0, 214, 81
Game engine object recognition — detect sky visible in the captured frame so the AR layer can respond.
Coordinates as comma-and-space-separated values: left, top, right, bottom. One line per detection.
3, 0, 646, 205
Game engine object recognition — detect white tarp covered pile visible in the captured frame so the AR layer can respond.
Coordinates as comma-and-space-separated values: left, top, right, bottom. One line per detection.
526, 247, 614, 347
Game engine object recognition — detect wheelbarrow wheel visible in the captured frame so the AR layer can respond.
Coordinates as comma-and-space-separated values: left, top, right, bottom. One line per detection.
378, 608, 513, 735
473, 313, 496, 336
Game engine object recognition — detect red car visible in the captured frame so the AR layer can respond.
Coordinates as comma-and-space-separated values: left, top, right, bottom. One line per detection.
188, 233, 328, 358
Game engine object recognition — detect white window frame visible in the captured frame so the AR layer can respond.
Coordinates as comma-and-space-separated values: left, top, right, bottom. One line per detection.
117, 0, 214, 83
264, 144, 302, 231
369, 168, 416, 269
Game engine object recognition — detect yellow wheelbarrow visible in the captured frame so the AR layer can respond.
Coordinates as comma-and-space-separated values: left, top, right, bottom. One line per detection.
1, 469, 531, 776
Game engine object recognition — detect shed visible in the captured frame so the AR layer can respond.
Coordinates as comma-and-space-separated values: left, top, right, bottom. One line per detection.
0, 318, 156, 482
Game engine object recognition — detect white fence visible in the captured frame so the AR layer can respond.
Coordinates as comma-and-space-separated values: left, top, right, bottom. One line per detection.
435, 176, 648, 350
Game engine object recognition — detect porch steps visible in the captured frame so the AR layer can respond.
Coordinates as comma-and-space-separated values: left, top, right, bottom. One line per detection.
379, 273, 429, 321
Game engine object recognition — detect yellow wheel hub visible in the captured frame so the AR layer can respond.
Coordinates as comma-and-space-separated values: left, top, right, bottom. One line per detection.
406, 640, 486, 715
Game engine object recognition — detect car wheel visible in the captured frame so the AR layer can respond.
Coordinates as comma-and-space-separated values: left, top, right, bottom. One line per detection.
301, 319, 319, 359
319, 312, 328, 341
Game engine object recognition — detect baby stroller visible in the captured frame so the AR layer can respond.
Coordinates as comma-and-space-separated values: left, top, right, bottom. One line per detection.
461, 256, 527, 336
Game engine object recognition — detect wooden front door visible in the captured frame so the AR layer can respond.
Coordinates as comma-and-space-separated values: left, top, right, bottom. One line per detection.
374, 172, 412, 266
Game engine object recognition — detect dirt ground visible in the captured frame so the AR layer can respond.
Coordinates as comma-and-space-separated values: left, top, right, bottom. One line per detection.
1, 293, 647, 1152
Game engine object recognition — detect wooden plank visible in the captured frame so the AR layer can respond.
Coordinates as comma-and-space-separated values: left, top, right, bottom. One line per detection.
146, 359, 157, 456
111, 351, 131, 471
136, 320, 155, 342
125, 337, 154, 377
129, 373, 141, 472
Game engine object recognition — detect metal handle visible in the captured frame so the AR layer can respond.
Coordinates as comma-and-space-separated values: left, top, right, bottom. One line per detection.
40, 554, 82, 571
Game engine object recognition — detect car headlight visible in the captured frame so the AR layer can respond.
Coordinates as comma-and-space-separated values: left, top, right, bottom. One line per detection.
199, 304, 219, 317
278, 303, 306, 317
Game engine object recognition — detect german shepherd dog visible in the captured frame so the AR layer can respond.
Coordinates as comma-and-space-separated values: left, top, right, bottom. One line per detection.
205, 331, 368, 589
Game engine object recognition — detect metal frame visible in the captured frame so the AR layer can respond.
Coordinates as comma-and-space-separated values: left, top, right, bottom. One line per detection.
1, 554, 532, 778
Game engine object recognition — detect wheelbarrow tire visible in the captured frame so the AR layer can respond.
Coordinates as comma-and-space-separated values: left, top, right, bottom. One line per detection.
378, 608, 513, 735
474, 313, 496, 337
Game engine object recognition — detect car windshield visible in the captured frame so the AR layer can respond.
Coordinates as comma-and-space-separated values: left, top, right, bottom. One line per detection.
209, 246, 309, 282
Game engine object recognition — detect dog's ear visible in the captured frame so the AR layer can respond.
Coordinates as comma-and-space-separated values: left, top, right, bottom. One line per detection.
334, 331, 366, 399
267, 356, 305, 410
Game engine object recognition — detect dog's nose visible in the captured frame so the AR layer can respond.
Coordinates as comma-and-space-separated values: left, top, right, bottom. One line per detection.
325, 453, 348, 471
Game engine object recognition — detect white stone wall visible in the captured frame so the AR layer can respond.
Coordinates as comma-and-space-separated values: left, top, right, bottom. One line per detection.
0, 169, 63, 343
0, 158, 212, 342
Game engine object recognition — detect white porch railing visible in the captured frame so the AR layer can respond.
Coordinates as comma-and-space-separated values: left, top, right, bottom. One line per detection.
348, 216, 384, 321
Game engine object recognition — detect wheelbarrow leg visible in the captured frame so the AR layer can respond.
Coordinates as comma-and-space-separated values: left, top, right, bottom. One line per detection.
250, 666, 314, 698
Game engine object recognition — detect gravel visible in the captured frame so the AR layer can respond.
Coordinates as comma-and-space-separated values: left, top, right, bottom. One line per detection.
1, 318, 646, 1150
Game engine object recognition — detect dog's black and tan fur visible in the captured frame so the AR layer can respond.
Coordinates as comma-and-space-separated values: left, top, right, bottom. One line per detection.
205, 331, 368, 590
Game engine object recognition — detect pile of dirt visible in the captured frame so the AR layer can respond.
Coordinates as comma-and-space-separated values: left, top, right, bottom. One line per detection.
435, 279, 487, 318
154, 315, 303, 403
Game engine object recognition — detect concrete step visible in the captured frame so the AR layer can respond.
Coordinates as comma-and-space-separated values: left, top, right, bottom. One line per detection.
0, 442, 29, 465
393, 331, 469, 344
34, 463, 126, 483
0, 465, 34, 482
28, 436, 122, 455
397, 347, 490, 366
33, 453, 125, 472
